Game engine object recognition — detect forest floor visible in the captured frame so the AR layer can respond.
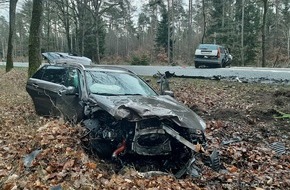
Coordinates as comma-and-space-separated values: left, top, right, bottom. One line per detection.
0, 67, 289, 189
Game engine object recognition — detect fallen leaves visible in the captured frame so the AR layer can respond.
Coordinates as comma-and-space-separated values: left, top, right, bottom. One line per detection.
0, 68, 289, 189
167, 78, 290, 189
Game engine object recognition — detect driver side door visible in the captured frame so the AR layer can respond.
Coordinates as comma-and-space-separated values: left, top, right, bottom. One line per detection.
56, 67, 84, 122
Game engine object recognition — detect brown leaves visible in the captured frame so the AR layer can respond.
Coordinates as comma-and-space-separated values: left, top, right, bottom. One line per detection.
227, 165, 238, 173
1, 69, 290, 189
63, 159, 75, 170
167, 78, 290, 189
86, 162, 97, 170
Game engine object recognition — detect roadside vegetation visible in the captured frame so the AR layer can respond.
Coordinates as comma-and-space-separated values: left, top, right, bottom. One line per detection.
0, 68, 289, 189
1, 0, 290, 68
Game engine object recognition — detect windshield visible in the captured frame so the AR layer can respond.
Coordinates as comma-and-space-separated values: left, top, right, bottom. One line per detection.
85, 70, 157, 96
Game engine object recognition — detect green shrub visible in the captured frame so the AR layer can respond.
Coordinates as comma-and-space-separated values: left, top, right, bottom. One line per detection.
131, 54, 149, 65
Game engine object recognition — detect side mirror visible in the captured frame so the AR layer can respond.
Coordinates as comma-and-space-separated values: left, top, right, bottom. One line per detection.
64, 86, 78, 95
164, 90, 174, 97
145, 79, 151, 83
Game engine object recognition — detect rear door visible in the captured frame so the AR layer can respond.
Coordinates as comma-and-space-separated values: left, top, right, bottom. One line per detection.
26, 65, 66, 116
26, 67, 47, 115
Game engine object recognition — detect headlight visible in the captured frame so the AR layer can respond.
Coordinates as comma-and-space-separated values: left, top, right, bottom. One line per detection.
196, 115, 206, 131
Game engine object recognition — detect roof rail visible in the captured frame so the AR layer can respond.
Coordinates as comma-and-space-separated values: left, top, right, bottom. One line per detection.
54, 59, 86, 70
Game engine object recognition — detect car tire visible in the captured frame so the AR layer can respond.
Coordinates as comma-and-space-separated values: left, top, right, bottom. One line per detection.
83, 119, 114, 159
216, 64, 222, 68
221, 61, 226, 68
195, 63, 200, 68
90, 139, 114, 159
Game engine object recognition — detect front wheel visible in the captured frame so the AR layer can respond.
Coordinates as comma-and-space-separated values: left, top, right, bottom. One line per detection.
82, 119, 115, 159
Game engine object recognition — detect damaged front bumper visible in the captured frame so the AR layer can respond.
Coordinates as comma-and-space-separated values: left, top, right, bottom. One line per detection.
82, 117, 220, 178
81, 94, 220, 178
161, 125, 221, 177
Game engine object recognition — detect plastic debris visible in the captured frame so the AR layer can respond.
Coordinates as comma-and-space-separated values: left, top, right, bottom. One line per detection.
270, 142, 286, 156
210, 149, 220, 171
23, 149, 42, 168
138, 171, 170, 178
50, 184, 62, 190
222, 137, 242, 145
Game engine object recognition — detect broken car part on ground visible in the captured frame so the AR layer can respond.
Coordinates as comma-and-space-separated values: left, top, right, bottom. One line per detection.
26, 60, 220, 177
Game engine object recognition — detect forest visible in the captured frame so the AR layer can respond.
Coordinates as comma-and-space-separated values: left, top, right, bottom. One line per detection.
0, 0, 289, 67
1, 1, 290, 189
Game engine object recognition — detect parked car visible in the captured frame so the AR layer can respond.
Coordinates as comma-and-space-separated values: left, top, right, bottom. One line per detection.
26, 61, 219, 177
42, 52, 92, 65
194, 44, 232, 68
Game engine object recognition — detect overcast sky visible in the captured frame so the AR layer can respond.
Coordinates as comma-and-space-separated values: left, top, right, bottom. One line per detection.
0, 0, 189, 22
0, 0, 25, 20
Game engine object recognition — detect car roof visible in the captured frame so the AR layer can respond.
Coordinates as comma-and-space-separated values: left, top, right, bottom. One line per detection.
46, 60, 135, 74
84, 65, 134, 73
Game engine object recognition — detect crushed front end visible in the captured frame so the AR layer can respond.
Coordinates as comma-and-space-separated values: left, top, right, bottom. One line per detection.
81, 95, 220, 178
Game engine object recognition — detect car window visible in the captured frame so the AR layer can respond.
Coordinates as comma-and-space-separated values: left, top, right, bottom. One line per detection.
219, 47, 225, 53
42, 66, 66, 84
32, 67, 45, 79
198, 44, 217, 50
65, 68, 80, 90
86, 70, 157, 96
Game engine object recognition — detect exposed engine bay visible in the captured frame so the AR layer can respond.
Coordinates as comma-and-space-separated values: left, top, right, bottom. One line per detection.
81, 108, 219, 178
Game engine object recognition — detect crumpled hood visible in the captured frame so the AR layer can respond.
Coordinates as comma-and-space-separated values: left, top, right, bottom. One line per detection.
89, 94, 206, 131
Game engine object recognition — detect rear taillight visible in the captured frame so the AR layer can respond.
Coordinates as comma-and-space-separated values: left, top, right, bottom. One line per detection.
217, 48, 221, 58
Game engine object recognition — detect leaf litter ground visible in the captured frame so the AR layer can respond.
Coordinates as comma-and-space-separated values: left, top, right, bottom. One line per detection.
0, 68, 289, 189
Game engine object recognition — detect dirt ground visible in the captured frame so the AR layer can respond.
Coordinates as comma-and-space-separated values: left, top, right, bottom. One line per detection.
0, 68, 289, 189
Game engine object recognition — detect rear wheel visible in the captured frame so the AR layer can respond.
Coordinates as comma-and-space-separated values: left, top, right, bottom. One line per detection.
221, 61, 226, 68
216, 63, 222, 68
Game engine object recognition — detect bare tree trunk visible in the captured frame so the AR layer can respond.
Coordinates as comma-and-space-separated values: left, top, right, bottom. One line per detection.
167, 0, 171, 65
117, 36, 119, 56
171, 0, 174, 64
188, 0, 193, 62
79, 22, 85, 56
222, 0, 225, 28
201, 0, 206, 43
54, 20, 59, 50
64, 0, 71, 53
92, 0, 101, 64
287, 27, 290, 59
261, 0, 268, 67
46, 1, 51, 51
2, 41, 5, 60
274, 0, 279, 47
28, 0, 43, 78
54, 0, 71, 53
95, 22, 101, 64
64, 16, 71, 53
6, 0, 18, 72
241, 0, 245, 66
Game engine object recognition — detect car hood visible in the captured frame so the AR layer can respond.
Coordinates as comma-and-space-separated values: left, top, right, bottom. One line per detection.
89, 94, 206, 131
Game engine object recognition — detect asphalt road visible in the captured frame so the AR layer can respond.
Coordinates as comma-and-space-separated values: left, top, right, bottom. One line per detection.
120, 65, 290, 81
1, 62, 290, 83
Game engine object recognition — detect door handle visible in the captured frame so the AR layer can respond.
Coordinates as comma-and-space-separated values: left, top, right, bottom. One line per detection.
32, 83, 39, 88
58, 89, 66, 96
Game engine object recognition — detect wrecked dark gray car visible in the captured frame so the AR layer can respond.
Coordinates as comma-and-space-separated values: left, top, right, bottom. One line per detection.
26, 61, 217, 177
